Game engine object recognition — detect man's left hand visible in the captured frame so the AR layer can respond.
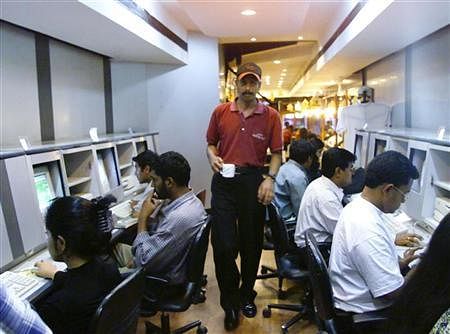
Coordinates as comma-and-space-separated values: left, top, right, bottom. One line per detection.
257, 177, 274, 205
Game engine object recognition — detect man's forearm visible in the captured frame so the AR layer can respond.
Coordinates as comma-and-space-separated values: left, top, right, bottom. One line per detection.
268, 151, 282, 176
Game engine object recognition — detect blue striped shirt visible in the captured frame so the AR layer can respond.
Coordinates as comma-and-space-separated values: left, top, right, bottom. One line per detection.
0, 283, 52, 334
132, 190, 207, 285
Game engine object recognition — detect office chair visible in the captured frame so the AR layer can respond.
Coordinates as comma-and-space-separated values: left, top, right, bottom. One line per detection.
88, 267, 145, 334
304, 230, 387, 334
257, 210, 298, 298
261, 204, 313, 333
141, 216, 211, 334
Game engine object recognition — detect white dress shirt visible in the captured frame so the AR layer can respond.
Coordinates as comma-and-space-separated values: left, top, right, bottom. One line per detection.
329, 196, 404, 313
294, 176, 344, 248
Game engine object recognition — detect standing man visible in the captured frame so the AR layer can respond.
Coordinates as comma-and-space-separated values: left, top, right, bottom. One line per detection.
206, 62, 282, 331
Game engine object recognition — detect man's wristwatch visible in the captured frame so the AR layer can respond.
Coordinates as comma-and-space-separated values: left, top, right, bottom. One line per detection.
266, 172, 277, 181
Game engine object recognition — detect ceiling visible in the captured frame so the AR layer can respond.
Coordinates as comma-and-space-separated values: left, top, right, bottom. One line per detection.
2, 1, 448, 98
162, 0, 449, 97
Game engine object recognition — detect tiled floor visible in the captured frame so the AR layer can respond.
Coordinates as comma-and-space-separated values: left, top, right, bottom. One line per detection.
138, 245, 318, 333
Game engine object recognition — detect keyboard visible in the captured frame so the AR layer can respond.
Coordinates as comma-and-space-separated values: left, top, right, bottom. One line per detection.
383, 210, 411, 235
111, 200, 131, 219
0, 271, 45, 299
114, 216, 137, 229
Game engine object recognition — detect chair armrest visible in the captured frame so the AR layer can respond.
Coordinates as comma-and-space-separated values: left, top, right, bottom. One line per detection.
352, 310, 388, 323
144, 275, 169, 285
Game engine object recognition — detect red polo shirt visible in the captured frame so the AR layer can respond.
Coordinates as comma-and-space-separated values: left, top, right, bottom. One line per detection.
206, 100, 282, 167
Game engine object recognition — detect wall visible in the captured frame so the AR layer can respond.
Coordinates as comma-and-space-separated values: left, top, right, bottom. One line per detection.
366, 51, 406, 127
111, 62, 148, 132
110, 32, 219, 202
365, 26, 449, 130
50, 40, 106, 139
410, 27, 450, 129
0, 22, 41, 146
146, 32, 219, 201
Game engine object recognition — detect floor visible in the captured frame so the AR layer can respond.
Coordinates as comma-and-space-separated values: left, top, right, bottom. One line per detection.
137, 245, 318, 333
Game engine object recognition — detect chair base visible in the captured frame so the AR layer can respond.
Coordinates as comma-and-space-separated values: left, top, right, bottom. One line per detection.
145, 312, 207, 334
263, 303, 309, 333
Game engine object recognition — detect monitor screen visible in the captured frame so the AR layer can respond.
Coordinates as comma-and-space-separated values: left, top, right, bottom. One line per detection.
354, 134, 363, 168
34, 167, 56, 213
97, 157, 111, 193
409, 148, 426, 193
374, 139, 387, 157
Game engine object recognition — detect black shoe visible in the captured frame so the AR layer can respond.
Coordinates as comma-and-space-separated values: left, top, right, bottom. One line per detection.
224, 308, 239, 331
241, 301, 257, 318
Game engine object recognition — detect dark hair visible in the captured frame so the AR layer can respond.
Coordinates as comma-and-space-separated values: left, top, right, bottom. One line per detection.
284, 121, 290, 127
364, 150, 419, 188
299, 127, 309, 139
45, 196, 111, 259
153, 151, 191, 187
308, 136, 324, 151
289, 139, 314, 165
132, 150, 159, 170
388, 213, 450, 333
321, 148, 356, 178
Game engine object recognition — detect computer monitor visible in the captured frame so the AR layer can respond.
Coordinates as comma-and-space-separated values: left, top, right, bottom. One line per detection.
97, 157, 111, 194
33, 166, 56, 213
374, 139, 387, 157
409, 148, 426, 193
353, 134, 365, 168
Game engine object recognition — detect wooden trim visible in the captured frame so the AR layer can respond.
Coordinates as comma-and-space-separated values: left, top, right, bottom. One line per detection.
35, 33, 55, 141
291, 1, 365, 89
119, 1, 188, 51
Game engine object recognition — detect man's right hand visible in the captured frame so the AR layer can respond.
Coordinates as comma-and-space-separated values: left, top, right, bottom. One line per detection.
209, 155, 224, 173
139, 190, 158, 220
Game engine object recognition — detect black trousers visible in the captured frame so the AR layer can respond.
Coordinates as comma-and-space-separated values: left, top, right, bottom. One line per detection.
211, 172, 265, 311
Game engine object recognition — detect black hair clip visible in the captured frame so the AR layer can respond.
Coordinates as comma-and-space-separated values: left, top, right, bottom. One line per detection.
92, 195, 117, 233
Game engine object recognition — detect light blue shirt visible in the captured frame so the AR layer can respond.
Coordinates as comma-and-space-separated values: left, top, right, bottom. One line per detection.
273, 159, 309, 220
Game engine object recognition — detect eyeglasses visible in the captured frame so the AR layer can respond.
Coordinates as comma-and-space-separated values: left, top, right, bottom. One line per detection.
392, 185, 408, 200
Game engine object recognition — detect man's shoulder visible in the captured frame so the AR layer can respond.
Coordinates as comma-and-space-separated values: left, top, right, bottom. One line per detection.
213, 102, 233, 114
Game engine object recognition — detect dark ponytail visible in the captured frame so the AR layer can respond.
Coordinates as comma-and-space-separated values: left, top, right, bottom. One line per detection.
45, 195, 116, 259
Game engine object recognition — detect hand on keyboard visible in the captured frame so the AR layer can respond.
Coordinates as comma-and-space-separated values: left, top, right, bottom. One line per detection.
395, 232, 423, 247
34, 260, 58, 280
399, 247, 422, 270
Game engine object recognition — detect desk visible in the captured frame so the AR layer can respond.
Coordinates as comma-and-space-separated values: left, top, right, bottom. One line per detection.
2, 221, 138, 304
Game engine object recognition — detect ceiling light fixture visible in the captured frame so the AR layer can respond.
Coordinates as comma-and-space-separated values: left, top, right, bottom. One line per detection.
298, 36, 304, 40
250, 37, 256, 42
282, 69, 287, 72
273, 60, 281, 64
241, 9, 256, 16
280, 73, 286, 77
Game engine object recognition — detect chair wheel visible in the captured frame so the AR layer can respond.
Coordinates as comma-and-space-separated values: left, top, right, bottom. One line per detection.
201, 275, 208, 286
263, 307, 271, 318
192, 290, 206, 304
261, 267, 268, 274
282, 329, 288, 334
278, 290, 287, 299
197, 325, 208, 334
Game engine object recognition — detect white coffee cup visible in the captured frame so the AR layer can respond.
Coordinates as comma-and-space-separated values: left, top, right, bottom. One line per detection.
220, 163, 235, 178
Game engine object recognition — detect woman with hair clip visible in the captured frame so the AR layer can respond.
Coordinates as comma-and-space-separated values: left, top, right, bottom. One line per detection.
388, 213, 450, 334
34, 196, 121, 334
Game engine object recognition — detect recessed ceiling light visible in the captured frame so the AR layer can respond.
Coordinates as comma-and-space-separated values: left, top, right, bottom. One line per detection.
282, 69, 287, 72
250, 37, 256, 42
280, 73, 286, 77
219, 72, 224, 76
273, 60, 281, 64
298, 36, 304, 40
241, 9, 256, 16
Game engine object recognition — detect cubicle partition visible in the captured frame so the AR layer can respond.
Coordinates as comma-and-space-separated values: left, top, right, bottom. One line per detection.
0, 132, 158, 272
362, 128, 450, 223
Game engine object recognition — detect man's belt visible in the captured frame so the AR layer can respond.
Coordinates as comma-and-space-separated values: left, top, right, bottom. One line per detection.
234, 166, 265, 175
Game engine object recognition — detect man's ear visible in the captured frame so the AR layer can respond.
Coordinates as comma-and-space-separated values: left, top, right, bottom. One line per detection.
382, 183, 394, 195
143, 165, 151, 174
165, 176, 175, 187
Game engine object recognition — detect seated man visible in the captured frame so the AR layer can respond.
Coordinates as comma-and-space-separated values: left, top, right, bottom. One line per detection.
132, 151, 207, 287
294, 148, 355, 249
274, 139, 315, 221
329, 151, 421, 314
306, 134, 324, 182
130, 149, 159, 215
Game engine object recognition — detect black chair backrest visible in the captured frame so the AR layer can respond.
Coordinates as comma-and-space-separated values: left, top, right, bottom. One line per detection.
88, 268, 145, 334
266, 203, 291, 256
304, 230, 335, 322
186, 215, 212, 284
